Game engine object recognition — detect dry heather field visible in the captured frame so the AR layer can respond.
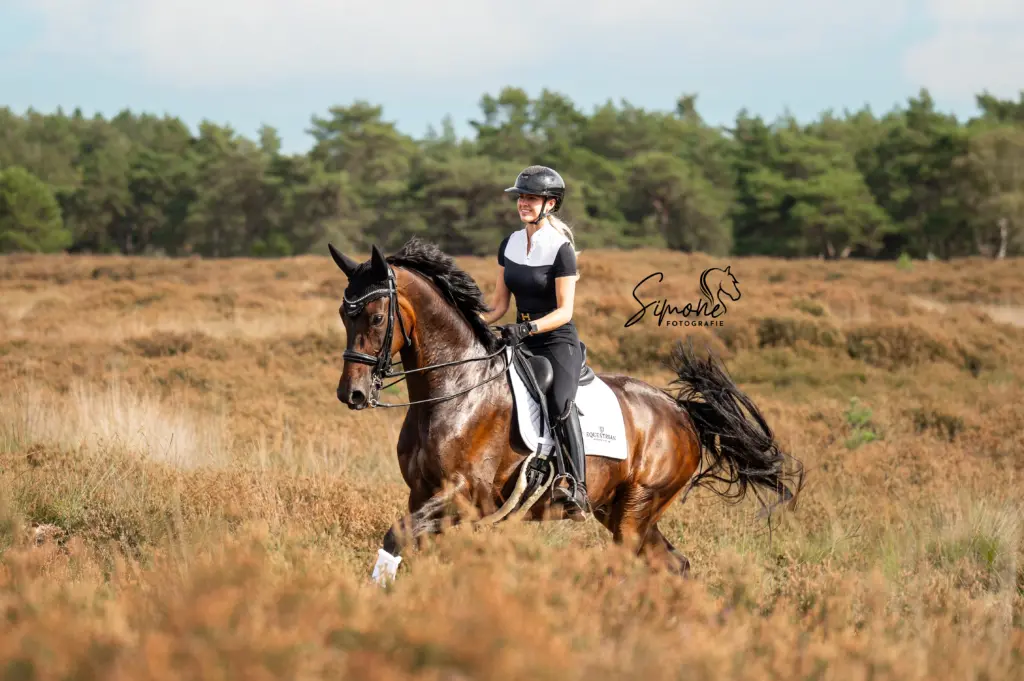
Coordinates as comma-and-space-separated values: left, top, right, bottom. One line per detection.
1, 248, 1023, 680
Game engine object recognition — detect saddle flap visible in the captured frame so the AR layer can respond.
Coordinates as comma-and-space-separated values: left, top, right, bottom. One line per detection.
507, 345, 629, 463
510, 345, 546, 408
528, 356, 553, 393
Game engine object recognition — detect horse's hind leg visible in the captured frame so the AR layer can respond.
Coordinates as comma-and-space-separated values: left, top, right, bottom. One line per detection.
643, 524, 691, 576
600, 483, 690, 576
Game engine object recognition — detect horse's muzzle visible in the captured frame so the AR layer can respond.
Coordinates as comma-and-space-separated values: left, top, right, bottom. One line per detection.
338, 386, 369, 410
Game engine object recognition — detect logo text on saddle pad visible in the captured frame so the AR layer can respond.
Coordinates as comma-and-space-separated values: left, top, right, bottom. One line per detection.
584, 425, 617, 442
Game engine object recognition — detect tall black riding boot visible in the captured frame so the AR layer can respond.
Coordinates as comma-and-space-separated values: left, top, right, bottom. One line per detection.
551, 402, 590, 520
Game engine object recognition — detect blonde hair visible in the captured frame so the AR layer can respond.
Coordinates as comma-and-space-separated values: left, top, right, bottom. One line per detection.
546, 214, 582, 281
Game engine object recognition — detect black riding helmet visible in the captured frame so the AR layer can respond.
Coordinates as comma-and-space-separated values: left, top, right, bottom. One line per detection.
505, 165, 565, 224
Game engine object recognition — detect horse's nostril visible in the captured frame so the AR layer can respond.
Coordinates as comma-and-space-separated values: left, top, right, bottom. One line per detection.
351, 390, 366, 407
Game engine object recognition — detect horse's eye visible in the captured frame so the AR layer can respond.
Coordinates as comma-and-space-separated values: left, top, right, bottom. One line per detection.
371, 313, 385, 326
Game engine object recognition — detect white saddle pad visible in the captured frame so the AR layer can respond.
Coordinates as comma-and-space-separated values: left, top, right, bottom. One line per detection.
505, 345, 628, 461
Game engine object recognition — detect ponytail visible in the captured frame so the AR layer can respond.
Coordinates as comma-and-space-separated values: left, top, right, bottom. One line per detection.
547, 214, 582, 281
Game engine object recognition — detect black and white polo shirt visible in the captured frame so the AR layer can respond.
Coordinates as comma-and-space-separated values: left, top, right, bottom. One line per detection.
497, 224, 578, 338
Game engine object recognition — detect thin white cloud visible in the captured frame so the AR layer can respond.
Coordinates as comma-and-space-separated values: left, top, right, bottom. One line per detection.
18, 1, 911, 89
903, 0, 1024, 101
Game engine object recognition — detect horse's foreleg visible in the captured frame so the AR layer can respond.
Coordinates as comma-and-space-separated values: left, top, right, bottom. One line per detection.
372, 475, 470, 585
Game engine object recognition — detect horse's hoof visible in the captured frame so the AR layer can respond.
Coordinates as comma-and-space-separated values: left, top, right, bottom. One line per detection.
670, 550, 691, 577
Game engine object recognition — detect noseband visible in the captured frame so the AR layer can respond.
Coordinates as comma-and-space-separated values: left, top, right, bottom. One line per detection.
342, 263, 509, 408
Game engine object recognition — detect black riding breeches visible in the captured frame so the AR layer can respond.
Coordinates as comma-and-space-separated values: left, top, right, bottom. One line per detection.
523, 334, 583, 422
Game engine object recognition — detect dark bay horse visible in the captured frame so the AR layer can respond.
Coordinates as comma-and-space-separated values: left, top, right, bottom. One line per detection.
329, 238, 804, 578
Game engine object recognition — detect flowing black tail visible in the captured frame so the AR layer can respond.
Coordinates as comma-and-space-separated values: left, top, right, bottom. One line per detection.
665, 340, 805, 518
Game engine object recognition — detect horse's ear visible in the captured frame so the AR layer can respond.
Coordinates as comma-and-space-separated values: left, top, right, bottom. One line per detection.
328, 243, 359, 277
724, 265, 732, 275
370, 244, 389, 278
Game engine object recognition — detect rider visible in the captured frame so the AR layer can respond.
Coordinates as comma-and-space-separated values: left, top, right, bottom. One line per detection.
480, 165, 590, 520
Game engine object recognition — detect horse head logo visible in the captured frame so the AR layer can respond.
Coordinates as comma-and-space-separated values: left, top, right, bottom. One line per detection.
699, 266, 741, 316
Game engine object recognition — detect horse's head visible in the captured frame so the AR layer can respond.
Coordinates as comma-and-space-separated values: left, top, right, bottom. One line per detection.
328, 242, 412, 410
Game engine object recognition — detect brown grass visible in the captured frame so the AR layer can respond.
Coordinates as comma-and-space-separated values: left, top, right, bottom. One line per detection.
1, 249, 1022, 679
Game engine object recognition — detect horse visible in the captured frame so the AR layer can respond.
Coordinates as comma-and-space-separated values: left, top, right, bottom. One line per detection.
328, 237, 805, 580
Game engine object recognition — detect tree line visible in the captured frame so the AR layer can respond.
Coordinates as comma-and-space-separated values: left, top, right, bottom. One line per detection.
1, 87, 1023, 260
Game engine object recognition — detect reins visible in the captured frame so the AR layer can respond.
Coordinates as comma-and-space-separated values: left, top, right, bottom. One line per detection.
367, 343, 510, 408
341, 262, 512, 409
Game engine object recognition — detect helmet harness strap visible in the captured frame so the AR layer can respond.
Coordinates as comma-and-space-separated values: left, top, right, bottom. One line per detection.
528, 196, 556, 225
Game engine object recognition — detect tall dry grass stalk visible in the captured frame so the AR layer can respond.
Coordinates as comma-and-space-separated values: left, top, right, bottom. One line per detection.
1, 379, 230, 469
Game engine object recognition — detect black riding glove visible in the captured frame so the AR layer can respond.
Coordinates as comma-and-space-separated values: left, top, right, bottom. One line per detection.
499, 321, 533, 345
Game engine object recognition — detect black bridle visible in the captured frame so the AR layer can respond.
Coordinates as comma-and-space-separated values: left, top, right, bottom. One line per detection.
342, 263, 510, 408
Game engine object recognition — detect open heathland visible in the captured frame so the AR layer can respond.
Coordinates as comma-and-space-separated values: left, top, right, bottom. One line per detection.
1, 249, 1022, 680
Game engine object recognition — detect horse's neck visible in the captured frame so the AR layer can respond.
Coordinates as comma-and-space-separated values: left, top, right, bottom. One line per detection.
402, 305, 499, 406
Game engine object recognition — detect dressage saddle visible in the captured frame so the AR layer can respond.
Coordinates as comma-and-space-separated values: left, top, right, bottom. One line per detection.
521, 340, 595, 396
507, 340, 594, 456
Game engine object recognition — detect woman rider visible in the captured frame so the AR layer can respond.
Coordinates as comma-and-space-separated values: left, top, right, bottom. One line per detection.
479, 165, 589, 520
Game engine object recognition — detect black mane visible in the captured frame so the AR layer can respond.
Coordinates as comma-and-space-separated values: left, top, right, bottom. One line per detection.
384, 237, 501, 353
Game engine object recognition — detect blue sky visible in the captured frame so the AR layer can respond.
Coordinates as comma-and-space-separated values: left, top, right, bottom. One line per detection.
2, 1, 1022, 154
